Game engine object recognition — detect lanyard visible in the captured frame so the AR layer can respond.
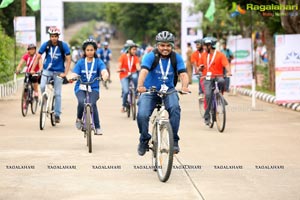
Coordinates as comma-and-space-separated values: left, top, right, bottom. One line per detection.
50, 46, 58, 64
159, 58, 171, 81
198, 51, 202, 59
127, 55, 134, 72
207, 50, 217, 70
27, 54, 36, 71
103, 49, 108, 59
85, 58, 95, 81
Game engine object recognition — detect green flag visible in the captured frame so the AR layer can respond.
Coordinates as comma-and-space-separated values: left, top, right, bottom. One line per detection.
205, 0, 216, 22
27, 0, 40, 11
0, 0, 14, 9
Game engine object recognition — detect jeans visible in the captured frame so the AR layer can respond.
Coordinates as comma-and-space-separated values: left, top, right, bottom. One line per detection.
120, 73, 138, 107
204, 77, 225, 120
40, 70, 63, 117
137, 89, 181, 143
75, 90, 100, 129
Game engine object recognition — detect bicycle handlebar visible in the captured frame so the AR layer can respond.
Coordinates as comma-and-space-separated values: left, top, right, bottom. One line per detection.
144, 86, 190, 96
70, 76, 101, 85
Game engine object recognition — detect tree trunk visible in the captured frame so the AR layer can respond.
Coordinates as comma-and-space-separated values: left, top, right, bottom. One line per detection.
279, 0, 300, 33
264, 28, 275, 91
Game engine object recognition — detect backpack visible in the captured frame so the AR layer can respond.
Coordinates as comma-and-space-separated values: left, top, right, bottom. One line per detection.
45, 40, 65, 62
150, 48, 178, 87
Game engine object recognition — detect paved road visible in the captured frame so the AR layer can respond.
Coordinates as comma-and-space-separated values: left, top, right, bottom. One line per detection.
0, 34, 300, 200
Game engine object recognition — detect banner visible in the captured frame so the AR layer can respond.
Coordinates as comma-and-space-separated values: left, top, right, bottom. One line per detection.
227, 37, 253, 87
14, 16, 36, 45
275, 34, 300, 103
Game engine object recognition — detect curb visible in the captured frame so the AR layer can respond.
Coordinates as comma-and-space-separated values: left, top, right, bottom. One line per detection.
236, 87, 300, 112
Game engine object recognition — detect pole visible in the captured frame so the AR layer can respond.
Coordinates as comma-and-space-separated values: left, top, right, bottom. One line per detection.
21, 0, 26, 16
250, 8, 256, 109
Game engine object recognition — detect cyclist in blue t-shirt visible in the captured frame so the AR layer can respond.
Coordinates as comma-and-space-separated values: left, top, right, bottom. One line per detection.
32, 26, 71, 123
136, 31, 190, 156
97, 41, 112, 86
71, 39, 108, 135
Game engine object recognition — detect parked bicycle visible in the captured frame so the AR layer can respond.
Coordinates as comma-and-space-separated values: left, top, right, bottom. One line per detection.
70, 76, 100, 153
39, 74, 60, 130
204, 74, 227, 132
20, 72, 39, 117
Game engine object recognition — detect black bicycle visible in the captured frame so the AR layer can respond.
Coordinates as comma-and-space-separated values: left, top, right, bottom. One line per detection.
126, 74, 137, 120
20, 72, 39, 117
206, 75, 226, 132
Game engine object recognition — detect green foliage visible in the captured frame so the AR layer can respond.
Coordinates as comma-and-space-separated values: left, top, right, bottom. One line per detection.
68, 21, 97, 47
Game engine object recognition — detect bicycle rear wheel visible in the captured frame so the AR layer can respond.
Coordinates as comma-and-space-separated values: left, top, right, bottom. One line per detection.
151, 123, 158, 172
216, 93, 226, 132
131, 91, 136, 120
86, 106, 92, 153
39, 94, 47, 130
156, 121, 174, 182
21, 87, 29, 117
209, 107, 215, 128
50, 96, 56, 126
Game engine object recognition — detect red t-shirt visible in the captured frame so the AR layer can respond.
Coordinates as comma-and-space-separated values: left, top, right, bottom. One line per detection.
118, 53, 139, 80
199, 51, 229, 76
22, 53, 40, 72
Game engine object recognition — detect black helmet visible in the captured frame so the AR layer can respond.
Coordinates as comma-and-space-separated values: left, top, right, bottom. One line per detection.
202, 37, 217, 49
27, 43, 36, 50
155, 31, 175, 44
82, 39, 97, 50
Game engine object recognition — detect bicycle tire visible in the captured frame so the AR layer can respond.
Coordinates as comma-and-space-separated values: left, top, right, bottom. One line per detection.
131, 91, 136, 121
216, 93, 226, 132
86, 105, 92, 153
151, 123, 158, 172
39, 94, 47, 130
156, 121, 174, 182
209, 107, 214, 128
126, 100, 130, 118
31, 93, 38, 114
50, 96, 56, 126
21, 87, 29, 117
198, 98, 205, 118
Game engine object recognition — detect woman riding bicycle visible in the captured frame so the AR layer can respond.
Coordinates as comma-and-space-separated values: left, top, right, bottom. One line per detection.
117, 41, 140, 113
197, 37, 231, 125
16, 44, 42, 98
71, 39, 108, 135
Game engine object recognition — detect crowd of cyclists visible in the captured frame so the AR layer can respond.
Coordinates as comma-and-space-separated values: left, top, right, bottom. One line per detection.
15, 25, 233, 156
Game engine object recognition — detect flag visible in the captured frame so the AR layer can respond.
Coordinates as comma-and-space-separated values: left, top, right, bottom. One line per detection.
205, 0, 216, 22
27, 0, 40, 11
0, 0, 14, 9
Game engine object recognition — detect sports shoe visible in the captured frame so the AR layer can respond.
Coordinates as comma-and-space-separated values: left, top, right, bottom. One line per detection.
174, 141, 180, 154
94, 128, 103, 135
75, 119, 82, 130
198, 93, 205, 99
121, 107, 126, 113
55, 115, 60, 123
204, 118, 210, 126
138, 141, 149, 156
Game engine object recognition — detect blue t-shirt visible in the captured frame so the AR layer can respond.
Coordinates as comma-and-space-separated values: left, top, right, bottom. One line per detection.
73, 57, 106, 93
39, 41, 70, 72
97, 48, 112, 63
141, 51, 186, 90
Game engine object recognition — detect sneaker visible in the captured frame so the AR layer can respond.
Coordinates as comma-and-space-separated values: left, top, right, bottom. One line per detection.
55, 115, 60, 123
95, 128, 103, 135
174, 141, 180, 154
198, 93, 205, 99
75, 119, 82, 130
204, 118, 210, 126
138, 141, 149, 156
121, 107, 126, 113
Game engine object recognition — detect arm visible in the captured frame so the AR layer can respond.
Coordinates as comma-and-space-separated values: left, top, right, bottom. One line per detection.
101, 69, 109, 81
16, 58, 26, 74
60, 55, 71, 77
179, 72, 190, 93
137, 68, 148, 93
31, 53, 42, 74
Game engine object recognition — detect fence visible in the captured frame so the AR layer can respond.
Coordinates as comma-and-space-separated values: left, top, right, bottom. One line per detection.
0, 74, 23, 99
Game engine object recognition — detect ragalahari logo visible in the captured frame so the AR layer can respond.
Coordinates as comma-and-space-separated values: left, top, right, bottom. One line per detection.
230, 2, 246, 17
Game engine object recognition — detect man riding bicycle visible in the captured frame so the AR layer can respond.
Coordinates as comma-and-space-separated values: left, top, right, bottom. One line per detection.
97, 41, 112, 86
136, 31, 190, 156
197, 37, 231, 125
118, 42, 140, 113
191, 39, 205, 98
32, 26, 71, 123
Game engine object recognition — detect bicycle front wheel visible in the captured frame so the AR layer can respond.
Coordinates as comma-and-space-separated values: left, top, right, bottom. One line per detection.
50, 96, 56, 126
21, 87, 29, 117
216, 93, 226, 132
85, 106, 92, 153
39, 94, 47, 130
156, 121, 174, 182
198, 97, 205, 118
31, 94, 38, 114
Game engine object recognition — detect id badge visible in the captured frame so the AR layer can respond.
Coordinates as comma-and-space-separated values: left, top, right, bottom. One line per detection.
160, 84, 169, 93
128, 72, 131, 76
206, 72, 212, 80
